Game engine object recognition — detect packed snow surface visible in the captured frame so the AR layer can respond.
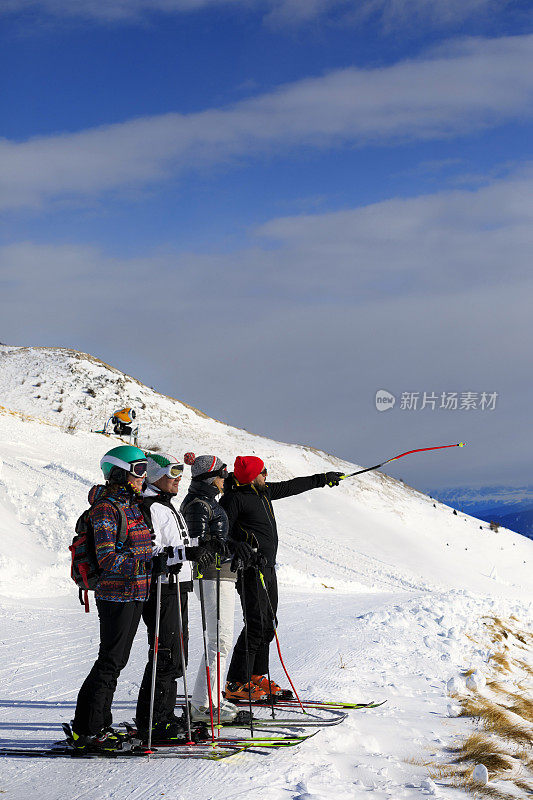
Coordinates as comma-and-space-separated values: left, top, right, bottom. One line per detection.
0, 345, 531, 799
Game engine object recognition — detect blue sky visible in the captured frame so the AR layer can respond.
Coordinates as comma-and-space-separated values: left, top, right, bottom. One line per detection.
1, 0, 532, 490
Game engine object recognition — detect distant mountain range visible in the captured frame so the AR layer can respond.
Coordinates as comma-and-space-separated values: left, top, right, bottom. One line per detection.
429, 485, 533, 540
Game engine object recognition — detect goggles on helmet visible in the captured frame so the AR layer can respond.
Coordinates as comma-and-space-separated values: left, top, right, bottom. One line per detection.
165, 463, 184, 478
102, 454, 148, 478
129, 460, 148, 477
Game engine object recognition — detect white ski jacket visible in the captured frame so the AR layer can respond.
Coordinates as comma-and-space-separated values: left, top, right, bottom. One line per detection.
143, 484, 196, 585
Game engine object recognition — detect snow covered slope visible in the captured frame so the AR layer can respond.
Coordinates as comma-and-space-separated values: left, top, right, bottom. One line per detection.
1, 343, 530, 599
0, 345, 531, 800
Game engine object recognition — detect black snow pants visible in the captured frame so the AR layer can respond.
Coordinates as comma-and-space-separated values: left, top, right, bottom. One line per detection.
135, 581, 189, 730
73, 599, 144, 736
227, 565, 277, 683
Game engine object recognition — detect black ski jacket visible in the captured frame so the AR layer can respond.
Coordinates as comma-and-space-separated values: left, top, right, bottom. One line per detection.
219, 472, 328, 566
180, 480, 232, 582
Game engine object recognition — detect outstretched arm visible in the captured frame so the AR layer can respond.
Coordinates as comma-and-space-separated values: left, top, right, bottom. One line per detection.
268, 471, 343, 500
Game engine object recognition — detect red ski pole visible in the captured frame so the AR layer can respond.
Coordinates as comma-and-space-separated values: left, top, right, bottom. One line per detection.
342, 443, 466, 479
258, 571, 306, 715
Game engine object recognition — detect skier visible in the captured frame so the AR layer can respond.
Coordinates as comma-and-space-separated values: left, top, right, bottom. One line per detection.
70, 445, 156, 752
221, 456, 344, 701
180, 455, 247, 724
135, 452, 216, 742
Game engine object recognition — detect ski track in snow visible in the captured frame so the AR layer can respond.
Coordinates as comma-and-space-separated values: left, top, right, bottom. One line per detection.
0, 346, 532, 799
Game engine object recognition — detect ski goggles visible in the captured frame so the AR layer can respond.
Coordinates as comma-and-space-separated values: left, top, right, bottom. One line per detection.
164, 463, 184, 478
102, 455, 148, 477
127, 459, 148, 477
260, 468, 268, 476
194, 463, 228, 481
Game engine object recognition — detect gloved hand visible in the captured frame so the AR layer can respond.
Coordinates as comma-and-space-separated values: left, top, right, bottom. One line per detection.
168, 562, 183, 575
230, 540, 255, 572
151, 551, 169, 578
254, 552, 268, 570
211, 536, 230, 559
185, 545, 216, 570
324, 471, 344, 487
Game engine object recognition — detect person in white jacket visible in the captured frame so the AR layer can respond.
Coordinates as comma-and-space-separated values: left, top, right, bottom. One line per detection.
134, 452, 215, 742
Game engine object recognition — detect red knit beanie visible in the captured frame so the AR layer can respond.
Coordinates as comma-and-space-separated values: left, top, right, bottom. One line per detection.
234, 456, 264, 484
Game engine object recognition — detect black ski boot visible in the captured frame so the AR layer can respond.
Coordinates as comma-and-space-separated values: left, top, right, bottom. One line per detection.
62, 723, 132, 753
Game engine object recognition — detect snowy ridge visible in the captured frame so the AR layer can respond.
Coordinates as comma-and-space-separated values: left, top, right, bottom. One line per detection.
431, 485, 533, 515
0, 346, 532, 799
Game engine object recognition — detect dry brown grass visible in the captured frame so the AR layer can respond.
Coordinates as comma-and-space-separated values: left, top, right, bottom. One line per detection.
462, 784, 528, 800
482, 617, 533, 650
416, 616, 533, 799
449, 733, 516, 774
514, 776, 533, 794
486, 682, 533, 724
459, 697, 533, 747
490, 653, 513, 673
516, 659, 533, 678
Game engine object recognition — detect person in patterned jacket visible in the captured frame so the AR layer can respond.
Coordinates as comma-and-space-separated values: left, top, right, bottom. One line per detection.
71, 445, 158, 752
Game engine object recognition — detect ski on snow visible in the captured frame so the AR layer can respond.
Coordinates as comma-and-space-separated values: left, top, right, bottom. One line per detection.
229, 699, 385, 711
120, 723, 318, 748
0, 743, 244, 760
176, 694, 385, 711
213, 706, 348, 729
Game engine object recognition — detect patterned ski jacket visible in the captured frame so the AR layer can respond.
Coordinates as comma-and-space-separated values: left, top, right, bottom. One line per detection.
88, 483, 153, 602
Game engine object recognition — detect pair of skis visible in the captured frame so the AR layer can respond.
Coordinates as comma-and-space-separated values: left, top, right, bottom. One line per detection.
0, 729, 317, 761
0, 743, 245, 761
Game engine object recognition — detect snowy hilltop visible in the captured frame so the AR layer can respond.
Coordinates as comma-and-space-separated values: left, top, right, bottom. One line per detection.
0, 344, 532, 799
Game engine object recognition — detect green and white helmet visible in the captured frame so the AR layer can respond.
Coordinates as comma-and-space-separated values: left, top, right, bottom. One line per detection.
145, 452, 184, 484
100, 445, 148, 482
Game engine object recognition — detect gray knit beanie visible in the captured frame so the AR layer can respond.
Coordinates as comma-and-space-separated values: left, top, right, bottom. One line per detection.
191, 455, 225, 484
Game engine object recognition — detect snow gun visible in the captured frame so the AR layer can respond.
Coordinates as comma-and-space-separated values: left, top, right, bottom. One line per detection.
341, 443, 466, 479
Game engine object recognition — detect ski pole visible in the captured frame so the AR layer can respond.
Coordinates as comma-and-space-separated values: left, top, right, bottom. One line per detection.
258, 570, 305, 714
238, 564, 254, 737
216, 554, 221, 736
175, 571, 193, 743
342, 443, 466, 479
254, 566, 276, 720
197, 566, 216, 742
147, 574, 162, 755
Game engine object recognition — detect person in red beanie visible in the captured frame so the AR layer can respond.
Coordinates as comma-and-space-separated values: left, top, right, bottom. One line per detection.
220, 456, 344, 701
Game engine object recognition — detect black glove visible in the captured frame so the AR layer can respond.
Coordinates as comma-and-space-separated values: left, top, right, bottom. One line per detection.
324, 471, 344, 487
151, 551, 169, 578
210, 536, 230, 559
254, 552, 268, 570
168, 563, 182, 575
185, 545, 216, 570
230, 541, 255, 572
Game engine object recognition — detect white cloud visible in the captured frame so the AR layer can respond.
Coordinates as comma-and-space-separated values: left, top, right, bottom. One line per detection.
0, 0, 508, 26
1, 35, 532, 210
346, 0, 508, 32
1, 0, 246, 22
1, 164, 530, 484
255, 163, 533, 292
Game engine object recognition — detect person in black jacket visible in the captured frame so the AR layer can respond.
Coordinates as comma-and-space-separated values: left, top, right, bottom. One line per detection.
220, 455, 344, 701
180, 454, 240, 723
